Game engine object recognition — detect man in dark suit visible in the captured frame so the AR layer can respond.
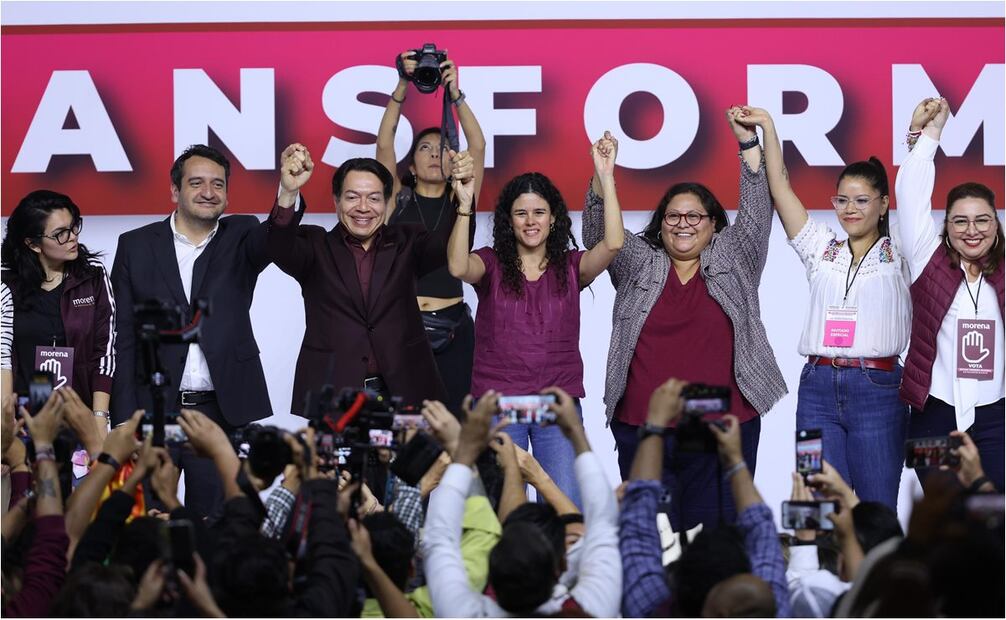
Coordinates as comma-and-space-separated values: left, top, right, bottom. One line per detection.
268, 144, 474, 416
111, 144, 272, 517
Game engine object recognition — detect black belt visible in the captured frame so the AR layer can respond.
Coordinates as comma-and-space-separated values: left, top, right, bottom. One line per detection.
179, 390, 216, 406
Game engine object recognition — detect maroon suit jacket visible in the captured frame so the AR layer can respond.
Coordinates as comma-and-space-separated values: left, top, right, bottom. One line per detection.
267, 200, 452, 415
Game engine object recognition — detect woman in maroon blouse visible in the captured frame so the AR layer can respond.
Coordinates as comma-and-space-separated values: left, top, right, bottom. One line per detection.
447, 132, 625, 506
582, 109, 786, 531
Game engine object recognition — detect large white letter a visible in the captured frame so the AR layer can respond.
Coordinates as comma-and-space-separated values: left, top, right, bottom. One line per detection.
12, 70, 132, 173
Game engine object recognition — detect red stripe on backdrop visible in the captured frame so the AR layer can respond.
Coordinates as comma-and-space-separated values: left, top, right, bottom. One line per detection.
2, 19, 1003, 216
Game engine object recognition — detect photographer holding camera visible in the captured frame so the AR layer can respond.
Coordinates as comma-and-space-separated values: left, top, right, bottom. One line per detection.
377, 46, 486, 417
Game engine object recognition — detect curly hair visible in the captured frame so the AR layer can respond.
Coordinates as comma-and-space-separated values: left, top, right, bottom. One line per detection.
492, 172, 578, 297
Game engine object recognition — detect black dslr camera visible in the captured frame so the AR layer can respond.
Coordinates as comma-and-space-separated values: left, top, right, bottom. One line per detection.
305, 386, 442, 486
398, 43, 448, 94
231, 424, 310, 483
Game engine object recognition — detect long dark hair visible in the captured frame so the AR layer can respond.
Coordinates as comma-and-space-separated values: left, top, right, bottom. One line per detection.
1, 190, 100, 308
401, 126, 446, 190
639, 182, 728, 248
838, 156, 890, 237
943, 182, 1003, 276
493, 172, 577, 296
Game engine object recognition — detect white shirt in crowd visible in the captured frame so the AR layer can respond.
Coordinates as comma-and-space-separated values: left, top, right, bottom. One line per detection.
895, 133, 1005, 430
422, 452, 622, 618
789, 218, 912, 359
170, 211, 218, 392
786, 544, 852, 617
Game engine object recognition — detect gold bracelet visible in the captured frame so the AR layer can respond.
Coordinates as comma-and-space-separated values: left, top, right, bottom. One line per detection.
457, 207, 474, 217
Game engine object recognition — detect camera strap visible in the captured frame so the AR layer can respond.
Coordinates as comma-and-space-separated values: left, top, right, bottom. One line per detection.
440, 88, 460, 181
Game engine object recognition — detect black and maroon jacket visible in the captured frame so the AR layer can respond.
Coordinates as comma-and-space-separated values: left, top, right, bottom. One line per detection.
2, 259, 116, 408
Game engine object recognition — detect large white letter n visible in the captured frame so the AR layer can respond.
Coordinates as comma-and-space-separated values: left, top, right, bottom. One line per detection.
12, 70, 132, 172
173, 68, 275, 169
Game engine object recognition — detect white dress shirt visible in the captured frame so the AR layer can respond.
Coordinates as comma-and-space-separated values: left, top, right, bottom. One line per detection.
169, 211, 218, 392
895, 134, 1004, 430
423, 451, 622, 618
790, 218, 913, 358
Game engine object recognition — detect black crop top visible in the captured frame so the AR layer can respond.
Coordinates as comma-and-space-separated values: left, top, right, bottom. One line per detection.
391, 187, 475, 299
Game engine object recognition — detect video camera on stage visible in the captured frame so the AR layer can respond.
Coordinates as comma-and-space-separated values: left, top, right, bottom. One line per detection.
134, 299, 210, 447
304, 386, 442, 487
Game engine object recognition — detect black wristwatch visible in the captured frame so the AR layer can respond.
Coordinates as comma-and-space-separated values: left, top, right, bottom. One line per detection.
637, 423, 667, 440
95, 452, 121, 470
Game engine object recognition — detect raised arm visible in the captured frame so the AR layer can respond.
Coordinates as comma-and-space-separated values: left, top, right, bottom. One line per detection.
895, 97, 944, 279
377, 50, 413, 215
488, 431, 527, 524
579, 131, 625, 287
619, 379, 685, 617
268, 143, 316, 280
442, 58, 487, 201
715, 107, 773, 274
737, 106, 808, 239
711, 415, 792, 617
445, 151, 486, 284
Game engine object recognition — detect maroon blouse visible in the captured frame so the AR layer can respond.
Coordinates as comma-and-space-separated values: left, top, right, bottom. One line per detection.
614, 268, 758, 427
470, 247, 586, 397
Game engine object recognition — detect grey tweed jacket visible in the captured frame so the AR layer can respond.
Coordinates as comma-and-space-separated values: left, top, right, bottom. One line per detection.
582, 153, 788, 424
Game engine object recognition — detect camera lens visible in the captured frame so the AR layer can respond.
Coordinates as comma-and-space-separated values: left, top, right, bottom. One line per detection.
412, 55, 442, 93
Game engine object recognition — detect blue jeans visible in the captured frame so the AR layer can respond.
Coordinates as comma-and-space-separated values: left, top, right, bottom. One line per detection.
908, 396, 1005, 493
796, 361, 909, 511
502, 408, 582, 509
610, 416, 761, 532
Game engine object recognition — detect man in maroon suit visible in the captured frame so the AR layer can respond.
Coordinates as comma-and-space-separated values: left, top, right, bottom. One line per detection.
268, 144, 474, 416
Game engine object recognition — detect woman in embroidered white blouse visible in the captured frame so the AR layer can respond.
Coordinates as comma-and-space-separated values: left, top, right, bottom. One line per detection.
737, 107, 912, 511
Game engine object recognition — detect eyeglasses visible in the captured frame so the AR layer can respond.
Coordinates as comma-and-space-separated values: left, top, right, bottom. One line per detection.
947, 215, 996, 233
39, 219, 83, 245
664, 211, 712, 227
830, 195, 882, 211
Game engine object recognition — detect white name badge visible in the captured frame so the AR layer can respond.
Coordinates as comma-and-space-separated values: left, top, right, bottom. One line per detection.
956, 319, 995, 380
823, 307, 858, 348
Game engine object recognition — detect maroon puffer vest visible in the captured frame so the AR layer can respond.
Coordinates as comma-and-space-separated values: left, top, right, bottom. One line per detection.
901, 244, 1005, 410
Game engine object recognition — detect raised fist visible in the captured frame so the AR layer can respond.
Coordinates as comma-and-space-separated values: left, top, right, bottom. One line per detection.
591, 130, 618, 180
449, 149, 475, 207
928, 97, 950, 130
726, 106, 756, 141
910, 98, 940, 132
736, 106, 773, 129
280, 143, 314, 193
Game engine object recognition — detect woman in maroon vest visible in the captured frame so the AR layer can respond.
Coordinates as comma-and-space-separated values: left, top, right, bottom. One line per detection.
896, 97, 1005, 492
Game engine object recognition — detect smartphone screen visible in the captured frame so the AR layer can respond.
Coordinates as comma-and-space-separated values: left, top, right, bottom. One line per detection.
796, 429, 823, 476
904, 435, 962, 468
498, 394, 557, 425
161, 520, 196, 577
781, 500, 836, 531
369, 428, 394, 448
28, 372, 54, 415
391, 414, 429, 431
681, 384, 731, 415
